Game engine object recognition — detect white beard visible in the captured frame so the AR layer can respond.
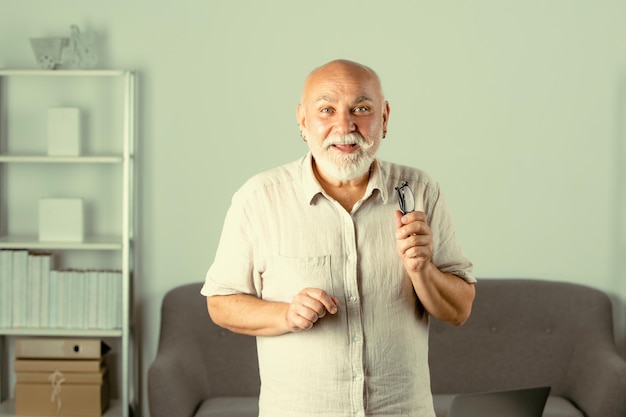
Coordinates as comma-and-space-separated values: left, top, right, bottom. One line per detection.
309, 133, 377, 181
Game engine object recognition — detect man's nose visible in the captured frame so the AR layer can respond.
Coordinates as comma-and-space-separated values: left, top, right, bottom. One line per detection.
336, 111, 356, 135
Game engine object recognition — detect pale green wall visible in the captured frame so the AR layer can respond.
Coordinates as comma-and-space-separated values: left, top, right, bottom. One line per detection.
2, 1, 625, 415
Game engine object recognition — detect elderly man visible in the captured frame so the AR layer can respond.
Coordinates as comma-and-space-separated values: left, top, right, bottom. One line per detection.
202, 59, 475, 417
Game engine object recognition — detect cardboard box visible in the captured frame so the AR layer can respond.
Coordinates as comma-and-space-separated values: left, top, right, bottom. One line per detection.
15, 369, 109, 416
14, 359, 103, 373
15, 338, 111, 360
16, 367, 106, 384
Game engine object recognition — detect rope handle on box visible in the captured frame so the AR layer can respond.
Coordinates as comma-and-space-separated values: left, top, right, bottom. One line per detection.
48, 370, 66, 413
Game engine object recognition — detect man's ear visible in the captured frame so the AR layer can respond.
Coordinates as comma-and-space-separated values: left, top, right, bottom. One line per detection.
382, 100, 390, 135
296, 103, 306, 131
297, 103, 307, 140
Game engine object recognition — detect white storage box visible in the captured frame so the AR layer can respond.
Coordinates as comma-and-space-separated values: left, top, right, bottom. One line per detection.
38, 198, 84, 242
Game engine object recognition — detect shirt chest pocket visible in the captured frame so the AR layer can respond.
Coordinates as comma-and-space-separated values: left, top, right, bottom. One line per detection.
261, 254, 334, 302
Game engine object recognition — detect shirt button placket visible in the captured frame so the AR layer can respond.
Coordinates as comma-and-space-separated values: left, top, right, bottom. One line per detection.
343, 215, 365, 415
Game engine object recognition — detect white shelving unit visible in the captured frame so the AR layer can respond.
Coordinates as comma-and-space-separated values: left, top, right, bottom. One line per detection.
0, 70, 136, 417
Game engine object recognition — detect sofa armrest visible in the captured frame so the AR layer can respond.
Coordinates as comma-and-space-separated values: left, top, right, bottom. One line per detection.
566, 344, 626, 417
148, 350, 206, 417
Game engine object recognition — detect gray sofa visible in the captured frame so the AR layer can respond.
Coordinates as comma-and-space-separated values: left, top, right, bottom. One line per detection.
148, 279, 626, 417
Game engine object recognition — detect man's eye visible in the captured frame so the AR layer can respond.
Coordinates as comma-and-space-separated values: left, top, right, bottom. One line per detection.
353, 106, 369, 113
320, 108, 333, 114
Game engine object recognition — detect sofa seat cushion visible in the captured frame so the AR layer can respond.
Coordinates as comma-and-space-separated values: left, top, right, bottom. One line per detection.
542, 397, 585, 417
433, 394, 455, 417
433, 394, 584, 417
196, 395, 583, 417
195, 396, 259, 417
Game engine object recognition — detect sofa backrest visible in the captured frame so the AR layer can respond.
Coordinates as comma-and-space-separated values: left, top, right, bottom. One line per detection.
156, 283, 260, 398
428, 279, 615, 395
160, 279, 615, 401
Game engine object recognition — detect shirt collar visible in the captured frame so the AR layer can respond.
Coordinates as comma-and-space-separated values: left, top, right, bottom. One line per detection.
301, 152, 389, 206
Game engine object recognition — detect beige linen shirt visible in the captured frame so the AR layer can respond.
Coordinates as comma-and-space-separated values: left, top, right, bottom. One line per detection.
202, 153, 475, 417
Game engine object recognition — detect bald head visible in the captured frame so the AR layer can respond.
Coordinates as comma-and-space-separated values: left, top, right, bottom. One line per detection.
301, 59, 385, 105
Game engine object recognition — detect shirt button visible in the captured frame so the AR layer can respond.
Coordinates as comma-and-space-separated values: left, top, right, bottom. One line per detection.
353, 335, 361, 343
349, 295, 358, 303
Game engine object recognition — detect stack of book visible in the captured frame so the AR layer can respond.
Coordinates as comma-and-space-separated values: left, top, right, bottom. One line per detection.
14, 337, 111, 416
0, 249, 122, 330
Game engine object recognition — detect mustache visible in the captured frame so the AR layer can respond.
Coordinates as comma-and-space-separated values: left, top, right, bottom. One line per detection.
322, 133, 375, 150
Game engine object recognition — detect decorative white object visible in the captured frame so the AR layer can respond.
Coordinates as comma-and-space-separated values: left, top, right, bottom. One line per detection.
38, 198, 84, 242
29, 25, 97, 70
29, 37, 69, 69
61, 25, 98, 69
48, 107, 81, 156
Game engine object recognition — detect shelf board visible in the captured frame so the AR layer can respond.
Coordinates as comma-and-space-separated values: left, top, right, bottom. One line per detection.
0, 328, 122, 337
0, 69, 128, 77
0, 155, 123, 163
0, 235, 123, 250
0, 398, 123, 417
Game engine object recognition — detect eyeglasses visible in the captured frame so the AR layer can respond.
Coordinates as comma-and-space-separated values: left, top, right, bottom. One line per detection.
394, 181, 415, 215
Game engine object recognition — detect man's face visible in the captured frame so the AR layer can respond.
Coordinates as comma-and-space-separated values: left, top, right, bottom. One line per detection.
297, 61, 390, 182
